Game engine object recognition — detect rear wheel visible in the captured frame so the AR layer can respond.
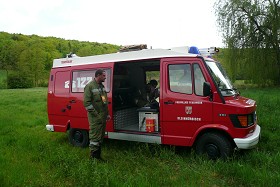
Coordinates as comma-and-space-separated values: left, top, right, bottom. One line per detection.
68, 128, 89, 148
195, 132, 233, 160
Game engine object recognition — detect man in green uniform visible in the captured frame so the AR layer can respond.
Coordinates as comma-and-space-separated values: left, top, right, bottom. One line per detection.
83, 69, 110, 160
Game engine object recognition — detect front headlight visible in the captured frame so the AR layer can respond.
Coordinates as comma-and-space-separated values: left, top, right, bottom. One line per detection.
230, 112, 256, 128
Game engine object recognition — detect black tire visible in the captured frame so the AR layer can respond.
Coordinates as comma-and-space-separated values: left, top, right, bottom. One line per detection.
68, 128, 89, 148
195, 132, 233, 160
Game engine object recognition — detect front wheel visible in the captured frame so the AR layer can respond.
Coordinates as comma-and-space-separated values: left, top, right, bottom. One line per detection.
68, 128, 89, 148
195, 132, 233, 160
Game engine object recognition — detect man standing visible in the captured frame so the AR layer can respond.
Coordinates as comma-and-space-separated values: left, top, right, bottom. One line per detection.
83, 69, 110, 160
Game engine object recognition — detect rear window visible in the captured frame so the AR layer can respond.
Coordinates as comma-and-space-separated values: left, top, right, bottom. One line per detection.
71, 69, 111, 93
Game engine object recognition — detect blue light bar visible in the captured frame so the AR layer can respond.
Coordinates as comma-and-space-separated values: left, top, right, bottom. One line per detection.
188, 46, 201, 54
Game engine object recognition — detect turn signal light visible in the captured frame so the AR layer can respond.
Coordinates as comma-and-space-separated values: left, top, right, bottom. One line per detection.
238, 116, 248, 127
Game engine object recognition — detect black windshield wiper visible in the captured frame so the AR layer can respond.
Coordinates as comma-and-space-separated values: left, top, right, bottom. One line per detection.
220, 88, 234, 91
232, 87, 240, 96
221, 87, 240, 97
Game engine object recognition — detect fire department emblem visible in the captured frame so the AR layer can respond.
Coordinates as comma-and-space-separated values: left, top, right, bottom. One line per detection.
185, 106, 192, 114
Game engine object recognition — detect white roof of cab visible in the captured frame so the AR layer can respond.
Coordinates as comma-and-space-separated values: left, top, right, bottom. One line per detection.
52, 48, 198, 68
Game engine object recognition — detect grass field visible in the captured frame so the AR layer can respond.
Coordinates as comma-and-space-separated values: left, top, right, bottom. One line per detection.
0, 87, 280, 186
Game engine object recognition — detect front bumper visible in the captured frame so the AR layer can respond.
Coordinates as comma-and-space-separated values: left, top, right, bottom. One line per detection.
46, 124, 54, 132
234, 125, 261, 149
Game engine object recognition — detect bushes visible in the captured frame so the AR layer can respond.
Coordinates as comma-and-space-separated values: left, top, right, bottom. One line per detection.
7, 73, 33, 89
1, 70, 49, 89
0, 70, 7, 89
0, 78, 7, 89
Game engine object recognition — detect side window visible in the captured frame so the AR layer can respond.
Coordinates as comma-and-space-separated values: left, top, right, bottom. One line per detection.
194, 64, 206, 96
54, 71, 69, 94
72, 69, 111, 93
168, 64, 192, 94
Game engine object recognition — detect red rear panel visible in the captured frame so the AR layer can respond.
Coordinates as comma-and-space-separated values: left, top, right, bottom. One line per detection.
48, 63, 114, 132
48, 70, 70, 132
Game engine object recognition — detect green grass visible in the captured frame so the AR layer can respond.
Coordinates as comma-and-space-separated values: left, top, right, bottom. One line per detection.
0, 87, 280, 186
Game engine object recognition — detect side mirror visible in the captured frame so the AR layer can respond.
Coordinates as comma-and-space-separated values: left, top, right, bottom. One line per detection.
203, 82, 211, 97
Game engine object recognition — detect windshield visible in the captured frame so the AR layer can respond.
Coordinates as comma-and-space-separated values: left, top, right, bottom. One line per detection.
206, 60, 236, 96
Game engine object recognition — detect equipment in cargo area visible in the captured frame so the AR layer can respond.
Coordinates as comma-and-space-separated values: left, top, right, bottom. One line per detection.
138, 107, 159, 133
113, 107, 138, 131
145, 119, 155, 133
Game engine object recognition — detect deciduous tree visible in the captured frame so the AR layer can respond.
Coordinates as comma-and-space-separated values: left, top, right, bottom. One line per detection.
215, 0, 280, 85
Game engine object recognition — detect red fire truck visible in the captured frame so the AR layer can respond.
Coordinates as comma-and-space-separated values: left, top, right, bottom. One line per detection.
46, 46, 260, 159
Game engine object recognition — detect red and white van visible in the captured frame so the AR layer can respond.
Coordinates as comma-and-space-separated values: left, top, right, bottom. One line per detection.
46, 46, 260, 159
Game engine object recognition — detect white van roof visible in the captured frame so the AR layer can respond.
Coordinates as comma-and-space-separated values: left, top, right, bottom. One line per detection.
52, 48, 198, 68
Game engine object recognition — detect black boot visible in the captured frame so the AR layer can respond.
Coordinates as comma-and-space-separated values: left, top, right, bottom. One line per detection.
95, 148, 101, 159
90, 150, 100, 159
97, 147, 106, 162
90, 148, 105, 162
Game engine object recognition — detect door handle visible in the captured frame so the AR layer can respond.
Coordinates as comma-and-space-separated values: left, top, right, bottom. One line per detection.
164, 100, 175, 105
69, 100, 76, 103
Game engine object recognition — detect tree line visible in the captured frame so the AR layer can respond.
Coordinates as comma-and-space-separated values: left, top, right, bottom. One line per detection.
0, 32, 119, 88
1, 0, 280, 90
215, 0, 280, 86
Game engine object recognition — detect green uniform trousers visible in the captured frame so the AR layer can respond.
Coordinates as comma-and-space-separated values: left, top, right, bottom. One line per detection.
88, 111, 107, 152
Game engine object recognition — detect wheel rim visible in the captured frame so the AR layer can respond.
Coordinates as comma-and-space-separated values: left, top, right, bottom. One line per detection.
73, 130, 83, 143
205, 143, 220, 158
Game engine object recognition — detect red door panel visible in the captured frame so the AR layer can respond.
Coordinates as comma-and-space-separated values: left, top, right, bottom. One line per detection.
160, 58, 213, 146
68, 68, 113, 131
48, 70, 70, 131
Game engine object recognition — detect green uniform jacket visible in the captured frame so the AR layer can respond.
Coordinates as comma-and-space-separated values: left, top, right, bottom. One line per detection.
83, 80, 108, 118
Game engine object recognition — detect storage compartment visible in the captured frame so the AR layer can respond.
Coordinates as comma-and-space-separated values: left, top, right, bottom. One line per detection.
138, 107, 159, 132
113, 106, 160, 133
114, 107, 138, 131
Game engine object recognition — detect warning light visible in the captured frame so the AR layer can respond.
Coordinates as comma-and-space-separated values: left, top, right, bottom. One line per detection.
188, 46, 201, 55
